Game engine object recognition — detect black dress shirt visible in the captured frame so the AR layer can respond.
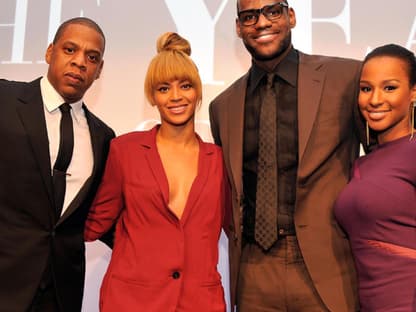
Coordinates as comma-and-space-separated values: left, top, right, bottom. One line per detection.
242, 48, 299, 243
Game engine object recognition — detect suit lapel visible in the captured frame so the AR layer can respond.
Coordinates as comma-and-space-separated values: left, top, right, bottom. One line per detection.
180, 139, 213, 225
16, 79, 55, 211
58, 106, 102, 223
226, 58, 324, 193
58, 177, 92, 223
227, 74, 249, 197
143, 127, 170, 207
298, 53, 325, 162
141, 128, 214, 224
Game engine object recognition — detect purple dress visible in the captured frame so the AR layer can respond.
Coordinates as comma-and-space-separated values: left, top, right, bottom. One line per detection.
334, 135, 416, 312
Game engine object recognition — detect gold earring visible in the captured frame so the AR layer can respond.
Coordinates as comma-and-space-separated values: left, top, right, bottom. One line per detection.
366, 121, 370, 146
410, 101, 415, 140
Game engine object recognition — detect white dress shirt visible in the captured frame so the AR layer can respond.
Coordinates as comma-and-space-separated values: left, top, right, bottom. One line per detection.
40, 77, 94, 216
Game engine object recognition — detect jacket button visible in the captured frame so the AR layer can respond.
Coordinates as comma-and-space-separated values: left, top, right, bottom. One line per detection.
172, 271, 180, 279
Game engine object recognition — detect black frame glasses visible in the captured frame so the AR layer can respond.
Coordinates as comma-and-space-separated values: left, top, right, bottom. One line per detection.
238, 2, 289, 26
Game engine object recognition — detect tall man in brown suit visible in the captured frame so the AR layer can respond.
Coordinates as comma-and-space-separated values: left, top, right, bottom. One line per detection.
209, 1, 361, 311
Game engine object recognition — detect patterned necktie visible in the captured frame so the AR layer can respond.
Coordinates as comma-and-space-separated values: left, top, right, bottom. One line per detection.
255, 73, 278, 250
53, 103, 74, 217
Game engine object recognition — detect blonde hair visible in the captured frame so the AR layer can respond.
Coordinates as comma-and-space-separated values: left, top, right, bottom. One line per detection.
144, 32, 202, 106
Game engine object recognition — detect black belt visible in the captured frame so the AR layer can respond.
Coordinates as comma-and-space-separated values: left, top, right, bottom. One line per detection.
278, 228, 296, 237
243, 228, 295, 245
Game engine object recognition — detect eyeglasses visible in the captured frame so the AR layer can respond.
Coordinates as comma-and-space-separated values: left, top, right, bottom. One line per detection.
237, 2, 289, 26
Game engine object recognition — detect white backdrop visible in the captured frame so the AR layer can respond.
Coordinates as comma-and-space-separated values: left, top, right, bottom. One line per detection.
1, 1, 416, 311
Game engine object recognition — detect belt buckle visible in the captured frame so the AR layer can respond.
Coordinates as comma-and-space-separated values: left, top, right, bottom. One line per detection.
278, 228, 295, 238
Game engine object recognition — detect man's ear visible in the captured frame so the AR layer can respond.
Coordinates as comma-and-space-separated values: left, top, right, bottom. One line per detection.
236, 18, 242, 38
288, 7, 296, 29
45, 43, 54, 64
410, 83, 416, 104
95, 60, 104, 80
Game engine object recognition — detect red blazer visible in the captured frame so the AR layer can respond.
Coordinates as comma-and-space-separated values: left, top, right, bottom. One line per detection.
85, 126, 230, 312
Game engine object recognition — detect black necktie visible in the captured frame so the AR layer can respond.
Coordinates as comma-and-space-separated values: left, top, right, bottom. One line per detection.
53, 103, 74, 217
255, 73, 278, 250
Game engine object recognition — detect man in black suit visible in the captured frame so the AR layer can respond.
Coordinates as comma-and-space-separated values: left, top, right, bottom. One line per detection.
0, 17, 115, 311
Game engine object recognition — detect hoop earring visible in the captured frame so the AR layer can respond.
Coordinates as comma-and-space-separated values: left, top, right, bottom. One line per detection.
411, 101, 415, 140
366, 121, 370, 146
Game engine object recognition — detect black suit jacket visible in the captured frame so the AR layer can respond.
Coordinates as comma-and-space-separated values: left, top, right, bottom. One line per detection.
0, 78, 115, 311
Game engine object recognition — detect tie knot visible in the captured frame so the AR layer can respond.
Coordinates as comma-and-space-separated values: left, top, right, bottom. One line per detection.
59, 103, 71, 113
266, 73, 275, 89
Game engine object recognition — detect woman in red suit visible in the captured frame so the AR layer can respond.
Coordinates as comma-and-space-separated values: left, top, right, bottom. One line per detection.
85, 32, 230, 312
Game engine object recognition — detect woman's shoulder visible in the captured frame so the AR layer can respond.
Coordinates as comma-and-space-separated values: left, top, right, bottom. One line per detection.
112, 127, 156, 146
199, 140, 222, 154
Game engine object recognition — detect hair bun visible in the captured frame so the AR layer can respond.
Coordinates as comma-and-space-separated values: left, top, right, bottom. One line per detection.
156, 32, 191, 56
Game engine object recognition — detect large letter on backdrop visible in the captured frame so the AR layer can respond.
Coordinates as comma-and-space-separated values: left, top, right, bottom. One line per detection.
407, 17, 416, 50
46, 0, 63, 45
292, 0, 351, 52
1, 0, 29, 64
312, 0, 351, 43
164, 0, 228, 85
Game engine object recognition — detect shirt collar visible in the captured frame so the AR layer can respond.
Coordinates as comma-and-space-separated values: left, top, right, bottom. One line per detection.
40, 76, 84, 117
248, 47, 298, 95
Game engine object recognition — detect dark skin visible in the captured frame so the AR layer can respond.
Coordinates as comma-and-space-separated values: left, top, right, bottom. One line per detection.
236, 0, 296, 62
45, 23, 104, 103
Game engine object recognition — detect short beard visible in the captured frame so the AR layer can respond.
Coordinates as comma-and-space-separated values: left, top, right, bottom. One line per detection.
244, 33, 292, 61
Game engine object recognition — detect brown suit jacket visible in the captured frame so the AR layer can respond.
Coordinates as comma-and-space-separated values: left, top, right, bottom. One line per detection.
209, 52, 362, 312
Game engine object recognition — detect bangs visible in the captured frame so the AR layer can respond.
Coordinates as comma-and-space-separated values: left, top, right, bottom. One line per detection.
152, 52, 198, 85
145, 50, 202, 105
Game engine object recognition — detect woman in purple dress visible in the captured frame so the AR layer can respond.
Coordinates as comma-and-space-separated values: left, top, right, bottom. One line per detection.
334, 44, 416, 311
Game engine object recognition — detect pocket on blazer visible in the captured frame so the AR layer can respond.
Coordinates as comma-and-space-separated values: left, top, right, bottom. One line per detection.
101, 274, 168, 311
197, 280, 226, 312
